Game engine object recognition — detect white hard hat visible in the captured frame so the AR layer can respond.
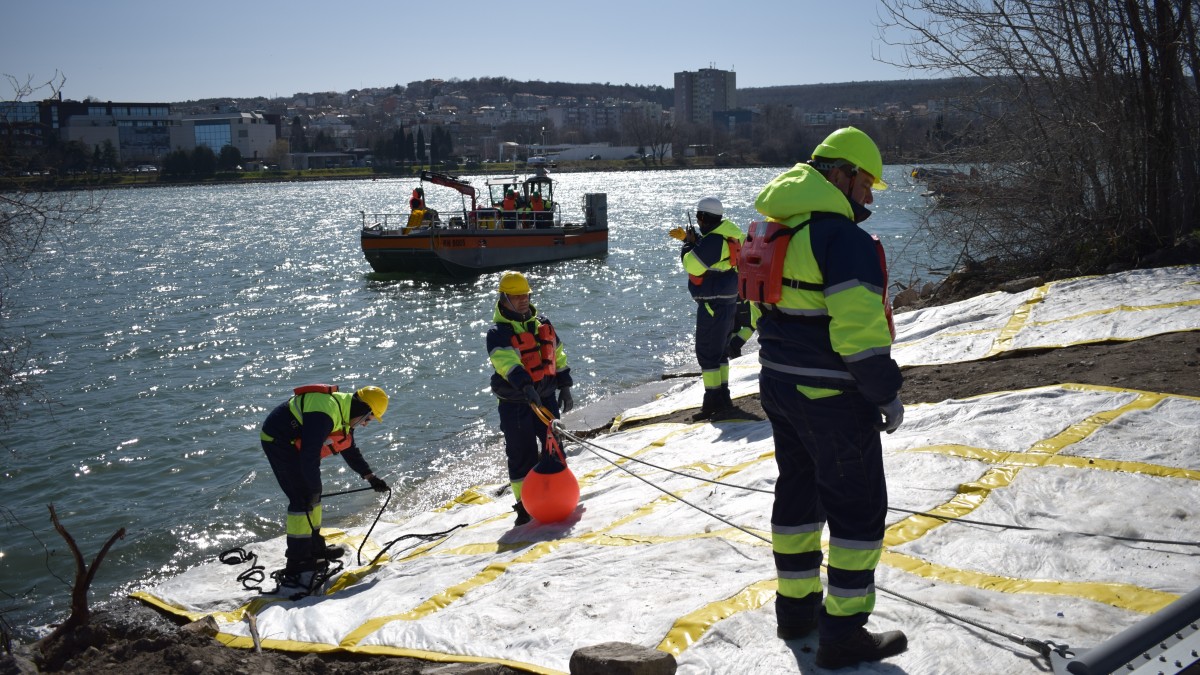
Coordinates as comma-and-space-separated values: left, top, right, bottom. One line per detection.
696, 196, 723, 217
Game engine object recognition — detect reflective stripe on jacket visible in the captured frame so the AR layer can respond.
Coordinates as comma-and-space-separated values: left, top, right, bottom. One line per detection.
682, 218, 744, 301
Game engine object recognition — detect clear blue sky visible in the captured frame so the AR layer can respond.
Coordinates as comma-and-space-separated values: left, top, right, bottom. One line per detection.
2, 0, 921, 102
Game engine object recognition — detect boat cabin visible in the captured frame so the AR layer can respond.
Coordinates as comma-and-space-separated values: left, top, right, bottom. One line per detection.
481, 168, 558, 229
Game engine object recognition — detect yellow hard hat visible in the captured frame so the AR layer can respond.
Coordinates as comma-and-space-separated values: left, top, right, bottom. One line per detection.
498, 270, 531, 295
812, 126, 888, 190
355, 386, 389, 420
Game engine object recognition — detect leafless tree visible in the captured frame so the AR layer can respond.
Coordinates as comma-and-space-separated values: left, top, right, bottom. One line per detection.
880, 0, 1199, 278
623, 107, 673, 166
1, 73, 104, 432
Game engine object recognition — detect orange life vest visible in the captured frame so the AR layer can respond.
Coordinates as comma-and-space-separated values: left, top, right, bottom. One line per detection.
290, 384, 354, 459
511, 321, 558, 382
739, 221, 895, 338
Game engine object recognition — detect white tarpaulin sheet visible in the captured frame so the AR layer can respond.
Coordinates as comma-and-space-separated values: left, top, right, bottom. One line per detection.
892, 265, 1200, 366
135, 381, 1200, 674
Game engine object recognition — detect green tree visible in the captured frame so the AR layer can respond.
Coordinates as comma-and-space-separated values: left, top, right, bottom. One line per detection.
99, 140, 118, 171
217, 144, 242, 171
416, 128, 426, 165
190, 145, 217, 177
162, 149, 191, 176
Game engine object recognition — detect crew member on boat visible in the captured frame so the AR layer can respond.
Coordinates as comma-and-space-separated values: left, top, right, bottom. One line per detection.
486, 271, 575, 526
410, 187, 425, 210
502, 190, 518, 229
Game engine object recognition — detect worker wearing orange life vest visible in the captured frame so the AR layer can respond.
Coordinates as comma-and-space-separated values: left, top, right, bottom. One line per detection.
486, 271, 574, 526
260, 385, 390, 575
675, 196, 745, 420
752, 127, 907, 669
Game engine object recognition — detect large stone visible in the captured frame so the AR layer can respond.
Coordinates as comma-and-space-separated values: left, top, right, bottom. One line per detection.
569, 642, 676, 675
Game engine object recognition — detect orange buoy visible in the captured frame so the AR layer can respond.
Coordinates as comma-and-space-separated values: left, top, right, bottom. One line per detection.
521, 440, 579, 523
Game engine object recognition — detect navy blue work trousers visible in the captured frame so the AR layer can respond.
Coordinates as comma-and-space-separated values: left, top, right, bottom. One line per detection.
262, 441, 322, 562
694, 300, 737, 375
498, 395, 560, 483
759, 373, 889, 643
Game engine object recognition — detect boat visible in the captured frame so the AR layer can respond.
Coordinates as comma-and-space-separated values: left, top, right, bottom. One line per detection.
360, 169, 608, 277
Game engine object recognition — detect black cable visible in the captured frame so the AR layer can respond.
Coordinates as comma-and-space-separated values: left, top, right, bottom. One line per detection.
367, 524, 468, 568
219, 547, 267, 593
559, 425, 1200, 549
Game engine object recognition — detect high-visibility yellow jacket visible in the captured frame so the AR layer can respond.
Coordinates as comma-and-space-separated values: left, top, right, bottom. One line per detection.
752, 163, 901, 404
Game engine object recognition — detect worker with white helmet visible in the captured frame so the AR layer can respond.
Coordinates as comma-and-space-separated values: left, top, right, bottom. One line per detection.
673, 196, 746, 420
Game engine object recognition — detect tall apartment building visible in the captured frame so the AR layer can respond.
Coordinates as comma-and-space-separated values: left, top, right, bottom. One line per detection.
673, 68, 736, 126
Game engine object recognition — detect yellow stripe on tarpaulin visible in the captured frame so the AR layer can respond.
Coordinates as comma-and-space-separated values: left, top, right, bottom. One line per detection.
658, 578, 778, 655
890, 325, 999, 353
987, 283, 1050, 356
882, 550, 1178, 615
215, 632, 565, 675
339, 539, 569, 647
435, 486, 495, 511
886, 386, 1176, 548
901, 443, 1200, 481
1022, 298, 1200, 329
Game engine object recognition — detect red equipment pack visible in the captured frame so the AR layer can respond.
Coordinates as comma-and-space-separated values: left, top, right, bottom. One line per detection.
737, 220, 811, 303
293, 384, 338, 395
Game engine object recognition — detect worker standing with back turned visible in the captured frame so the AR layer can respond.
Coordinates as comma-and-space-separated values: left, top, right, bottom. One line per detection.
750, 126, 907, 669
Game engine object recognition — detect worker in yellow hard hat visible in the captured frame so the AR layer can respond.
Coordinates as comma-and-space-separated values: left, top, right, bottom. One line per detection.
259, 384, 391, 584
752, 126, 907, 668
485, 270, 574, 526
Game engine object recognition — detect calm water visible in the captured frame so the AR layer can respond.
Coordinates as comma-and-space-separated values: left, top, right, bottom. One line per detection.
1, 167, 939, 637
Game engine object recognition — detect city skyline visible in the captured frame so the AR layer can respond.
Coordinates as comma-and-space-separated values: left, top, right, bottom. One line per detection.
2, 0, 927, 103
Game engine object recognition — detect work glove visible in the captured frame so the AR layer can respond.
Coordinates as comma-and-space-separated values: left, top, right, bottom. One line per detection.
522, 384, 543, 407
874, 396, 905, 434
668, 227, 687, 241
727, 335, 745, 359
558, 387, 574, 413
367, 475, 390, 492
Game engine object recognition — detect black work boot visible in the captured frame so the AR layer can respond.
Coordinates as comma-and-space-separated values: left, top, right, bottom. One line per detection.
513, 500, 531, 526
776, 618, 818, 640
815, 627, 908, 669
692, 389, 722, 421
278, 556, 324, 590
718, 384, 734, 411
311, 533, 344, 561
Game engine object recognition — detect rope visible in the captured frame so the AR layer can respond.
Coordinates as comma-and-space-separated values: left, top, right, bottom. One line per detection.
366, 524, 468, 568
556, 423, 1200, 549
356, 488, 392, 566
219, 547, 267, 593
547, 420, 1082, 664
